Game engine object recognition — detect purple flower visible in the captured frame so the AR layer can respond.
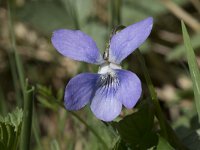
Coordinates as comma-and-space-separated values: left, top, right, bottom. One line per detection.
51, 17, 153, 122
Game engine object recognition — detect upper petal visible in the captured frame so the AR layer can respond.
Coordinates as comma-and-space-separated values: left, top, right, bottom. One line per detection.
90, 74, 122, 122
64, 73, 99, 110
51, 29, 104, 64
115, 69, 142, 109
109, 17, 153, 64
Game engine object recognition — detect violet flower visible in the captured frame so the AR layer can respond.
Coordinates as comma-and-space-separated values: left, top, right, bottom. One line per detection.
51, 17, 153, 122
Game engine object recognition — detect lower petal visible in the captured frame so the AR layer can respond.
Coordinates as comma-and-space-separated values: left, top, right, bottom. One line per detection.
64, 73, 99, 110
115, 69, 142, 109
90, 75, 122, 122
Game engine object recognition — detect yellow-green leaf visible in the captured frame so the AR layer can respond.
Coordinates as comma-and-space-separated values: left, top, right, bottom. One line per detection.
181, 21, 200, 123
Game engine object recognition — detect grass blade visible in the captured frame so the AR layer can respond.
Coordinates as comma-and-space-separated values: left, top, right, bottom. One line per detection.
181, 21, 200, 123
50, 139, 60, 150
7, 0, 23, 106
7, 0, 25, 88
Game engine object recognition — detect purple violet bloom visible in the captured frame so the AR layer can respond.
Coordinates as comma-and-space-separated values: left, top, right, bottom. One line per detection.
51, 17, 153, 122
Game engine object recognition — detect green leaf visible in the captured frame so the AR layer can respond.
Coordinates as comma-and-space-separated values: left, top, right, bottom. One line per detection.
114, 104, 158, 149
72, 0, 93, 27
0, 108, 23, 132
181, 21, 200, 123
157, 136, 174, 150
0, 107, 23, 150
82, 22, 107, 53
36, 84, 60, 111
112, 139, 128, 150
16, 0, 75, 34
50, 139, 60, 150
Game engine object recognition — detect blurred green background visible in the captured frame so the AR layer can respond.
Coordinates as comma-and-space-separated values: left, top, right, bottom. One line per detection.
0, 0, 200, 149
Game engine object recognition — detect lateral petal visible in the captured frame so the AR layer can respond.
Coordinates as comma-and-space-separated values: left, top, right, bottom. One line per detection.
64, 73, 99, 110
115, 69, 142, 109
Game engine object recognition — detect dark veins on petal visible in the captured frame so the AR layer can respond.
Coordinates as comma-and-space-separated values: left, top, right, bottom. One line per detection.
97, 72, 120, 95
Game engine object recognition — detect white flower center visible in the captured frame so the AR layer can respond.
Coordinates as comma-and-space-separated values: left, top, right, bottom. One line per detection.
97, 63, 120, 89
98, 63, 121, 74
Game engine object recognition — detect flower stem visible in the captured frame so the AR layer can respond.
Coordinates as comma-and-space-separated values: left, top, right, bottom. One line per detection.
20, 81, 35, 150
135, 49, 188, 150
110, 0, 122, 27
135, 49, 168, 138
71, 112, 109, 149
59, 104, 109, 149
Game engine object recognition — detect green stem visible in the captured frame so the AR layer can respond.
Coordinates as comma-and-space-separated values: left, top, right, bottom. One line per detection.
32, 106, 43, 150
135, 49, 188, 150
110, 0, 122, 27
20, 82, 35, 150
7, 0, 25, 105
38, 89, 108, 149
116, 0, 122, 25
59, 104, 109, 149
135, 49, 168, 138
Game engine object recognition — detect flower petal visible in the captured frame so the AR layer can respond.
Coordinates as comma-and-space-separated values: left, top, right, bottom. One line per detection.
115, 69, 142, 109
51, 29, 104, 64
91, 74, 122, 121
64, 73, 99, 110
109, 17, 153, 64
